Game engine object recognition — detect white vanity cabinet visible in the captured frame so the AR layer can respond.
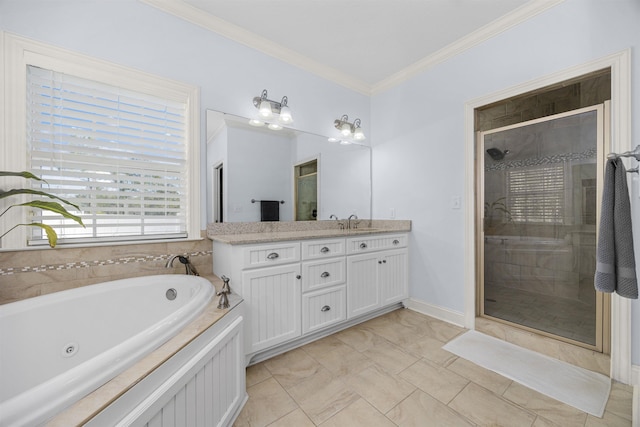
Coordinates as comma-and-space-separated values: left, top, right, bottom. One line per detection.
212, 232, 408, 363
346, 234, 408, 319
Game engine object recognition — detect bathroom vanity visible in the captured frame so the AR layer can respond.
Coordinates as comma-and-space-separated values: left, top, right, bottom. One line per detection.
209, 221, 410, 364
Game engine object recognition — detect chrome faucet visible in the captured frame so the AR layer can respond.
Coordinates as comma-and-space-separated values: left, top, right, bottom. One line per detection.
166, 254, 200, 276
348, 214, 358, 230
329, 214, 345, 230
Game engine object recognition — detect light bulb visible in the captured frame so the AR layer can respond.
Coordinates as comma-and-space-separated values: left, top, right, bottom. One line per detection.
353, 127, 365, 140
268, 123, 282, 130
279, 105, 293, 124
259, 100, 273, 118
340, 122, 352, 136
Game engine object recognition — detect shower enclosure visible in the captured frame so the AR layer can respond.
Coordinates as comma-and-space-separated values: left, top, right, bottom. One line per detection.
479, 105, 607, 351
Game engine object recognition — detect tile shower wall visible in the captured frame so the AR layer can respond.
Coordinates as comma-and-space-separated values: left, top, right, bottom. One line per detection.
0, 231, 212, 305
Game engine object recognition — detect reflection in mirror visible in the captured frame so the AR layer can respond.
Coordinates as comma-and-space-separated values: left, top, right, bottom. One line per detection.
206, 110, 372, 223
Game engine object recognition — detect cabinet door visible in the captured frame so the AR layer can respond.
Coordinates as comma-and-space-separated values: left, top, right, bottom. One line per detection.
380, 248, 409, 305
243, 264, 301, 353
346, 252, 381, 318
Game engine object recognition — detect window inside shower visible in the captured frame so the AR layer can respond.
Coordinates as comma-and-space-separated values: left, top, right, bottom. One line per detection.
479, 105, 607, 351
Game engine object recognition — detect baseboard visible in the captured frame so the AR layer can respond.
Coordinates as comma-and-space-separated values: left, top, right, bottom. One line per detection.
407, 297, 465, 327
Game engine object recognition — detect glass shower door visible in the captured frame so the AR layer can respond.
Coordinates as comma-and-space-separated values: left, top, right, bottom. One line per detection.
480, 105, 605, 350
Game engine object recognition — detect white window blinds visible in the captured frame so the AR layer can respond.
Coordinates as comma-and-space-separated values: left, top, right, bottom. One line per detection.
507, 165, 565, 224
26, 65, 188, 244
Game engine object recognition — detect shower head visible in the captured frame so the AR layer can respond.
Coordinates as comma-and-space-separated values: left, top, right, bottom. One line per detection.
486, 147, 509, 161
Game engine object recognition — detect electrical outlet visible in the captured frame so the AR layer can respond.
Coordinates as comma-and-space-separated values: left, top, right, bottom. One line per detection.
451, 196, 461, 209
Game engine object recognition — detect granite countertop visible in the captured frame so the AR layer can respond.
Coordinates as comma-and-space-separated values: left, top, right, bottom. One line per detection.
207, 220, 411, 245
47, 275, 241, 427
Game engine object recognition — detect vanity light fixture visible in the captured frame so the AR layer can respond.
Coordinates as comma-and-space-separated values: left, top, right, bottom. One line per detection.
333, 115, 366, 141
253, 89, 293, 124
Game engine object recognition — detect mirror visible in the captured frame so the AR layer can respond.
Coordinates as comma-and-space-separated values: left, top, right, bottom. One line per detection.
206, 110, 372, 223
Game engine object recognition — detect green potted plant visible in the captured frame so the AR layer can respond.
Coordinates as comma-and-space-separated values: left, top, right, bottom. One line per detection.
0, 171, 84, 248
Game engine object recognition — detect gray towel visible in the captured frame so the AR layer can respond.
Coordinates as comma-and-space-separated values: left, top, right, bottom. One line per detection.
594, 158, 638, 299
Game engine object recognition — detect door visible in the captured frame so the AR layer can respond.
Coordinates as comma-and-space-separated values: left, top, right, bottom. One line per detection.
479, 105, 607, 351
242, 264, 302, 353
346, 252, 381, 318
380, 248, 409, 306
294, 159, 318, 221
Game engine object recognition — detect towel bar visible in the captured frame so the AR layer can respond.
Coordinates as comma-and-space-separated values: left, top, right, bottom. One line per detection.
251, 199, 285, 204
607, 144, 640, 173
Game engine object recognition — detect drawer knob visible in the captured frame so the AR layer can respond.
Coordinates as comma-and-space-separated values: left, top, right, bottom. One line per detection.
359, 242, 367, 249
321, 305, 331, 312
296, 275, 301, 280
321, 271, 330, 278
393, 239, 400, 245
266, 252, 279, 260
320, 246, 330, 253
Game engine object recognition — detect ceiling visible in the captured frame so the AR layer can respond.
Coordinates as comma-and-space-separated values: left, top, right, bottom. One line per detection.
145, 0, 562, 94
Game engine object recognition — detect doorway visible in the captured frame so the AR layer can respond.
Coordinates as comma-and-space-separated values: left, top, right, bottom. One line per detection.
294, 159, 318, 221
478, 105, 608, 351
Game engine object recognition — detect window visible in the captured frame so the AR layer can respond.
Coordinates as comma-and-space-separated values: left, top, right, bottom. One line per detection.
2, 34, 199, 248
507, 165, 565, 223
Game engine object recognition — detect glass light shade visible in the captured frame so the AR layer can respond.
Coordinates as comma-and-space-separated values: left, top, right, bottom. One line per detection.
259, 100, 273, 118
249, 119, 264, 127
340, 122, 352, 136
353, 127, 366, 140
268, 122, 282, 130
278, 105, 293, 123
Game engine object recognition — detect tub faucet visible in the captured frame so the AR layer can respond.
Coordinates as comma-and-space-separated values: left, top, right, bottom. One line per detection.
166, 255, 200, 276
348, 214, 358, 230
217, 275, 231, 309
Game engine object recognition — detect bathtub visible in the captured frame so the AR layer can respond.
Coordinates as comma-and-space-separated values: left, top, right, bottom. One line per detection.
0, 274, 214, 427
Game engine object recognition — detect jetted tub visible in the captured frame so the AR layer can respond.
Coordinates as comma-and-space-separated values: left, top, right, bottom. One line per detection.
0, 274, 214, 427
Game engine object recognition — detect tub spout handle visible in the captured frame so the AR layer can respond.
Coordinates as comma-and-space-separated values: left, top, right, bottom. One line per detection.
217, 275, 231, 309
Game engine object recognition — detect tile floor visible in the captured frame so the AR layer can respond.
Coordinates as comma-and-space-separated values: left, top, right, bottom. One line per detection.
234, 308, 633, 427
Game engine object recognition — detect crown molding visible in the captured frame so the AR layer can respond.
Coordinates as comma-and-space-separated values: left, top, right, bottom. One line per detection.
139, 0, 371, 95
371, 0, 565, 95
141, 0, 564, 96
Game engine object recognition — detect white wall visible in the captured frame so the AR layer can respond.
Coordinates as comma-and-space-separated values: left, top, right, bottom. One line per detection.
226, 126, 293, 222
371, 0, 640, 364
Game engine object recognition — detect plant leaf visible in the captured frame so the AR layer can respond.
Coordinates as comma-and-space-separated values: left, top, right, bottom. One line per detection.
16, 201, 85, 226
19, 223, 58, 247
0, 171, 47, 183
0, 188, 81, 210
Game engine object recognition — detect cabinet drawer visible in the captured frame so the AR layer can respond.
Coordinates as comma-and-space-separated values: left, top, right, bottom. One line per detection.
301, 258, 346, 292
302, 285, 346, 334
346, 234, 407, 254
302, 238, 346, 260
242, 242, 300, 269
